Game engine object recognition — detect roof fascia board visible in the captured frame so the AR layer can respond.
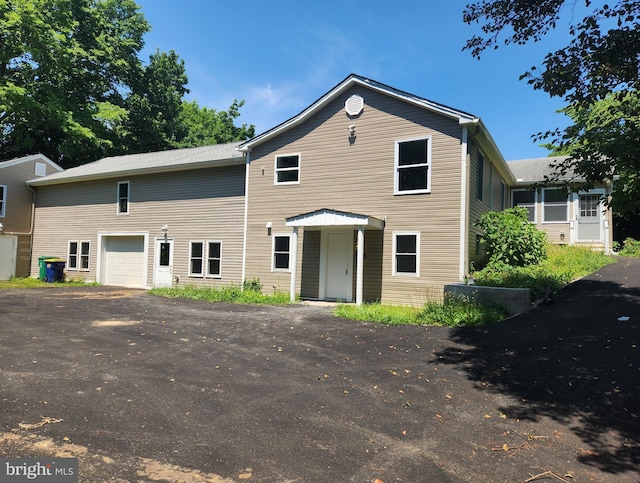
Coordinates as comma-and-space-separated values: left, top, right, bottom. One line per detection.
27, 157, 244, 186
462, 118, 516, 185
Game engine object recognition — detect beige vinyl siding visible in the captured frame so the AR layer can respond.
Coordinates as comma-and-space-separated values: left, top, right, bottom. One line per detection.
31, 165, 245, 286
0, 158, 60, 276
245, 85, 465, 305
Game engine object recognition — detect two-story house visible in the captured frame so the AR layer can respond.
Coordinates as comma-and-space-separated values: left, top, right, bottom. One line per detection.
23, 74, 612, 304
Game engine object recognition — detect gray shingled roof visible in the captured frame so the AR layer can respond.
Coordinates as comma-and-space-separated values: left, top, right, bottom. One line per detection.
27, 142, 244, 186
507, 156, 576, 184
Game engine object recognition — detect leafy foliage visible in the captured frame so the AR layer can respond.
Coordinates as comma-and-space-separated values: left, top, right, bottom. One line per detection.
150, 284, 291, 305
0, 0, 255, 167
463, 0, 640, 214
475, 207, 547, 268
617, 237, 640, 257
473, 244, 615, 299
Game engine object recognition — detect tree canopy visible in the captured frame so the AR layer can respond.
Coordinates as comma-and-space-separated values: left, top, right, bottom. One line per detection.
464, 0, 640, 214
0, 0, 254, 168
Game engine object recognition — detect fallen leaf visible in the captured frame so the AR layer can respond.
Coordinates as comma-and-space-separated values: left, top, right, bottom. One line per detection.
483, 414, 492, 419
502, 444, 509, 451
401, 430, 407, 436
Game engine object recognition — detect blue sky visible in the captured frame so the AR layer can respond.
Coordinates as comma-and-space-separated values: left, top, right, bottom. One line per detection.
136, 1, 575, 161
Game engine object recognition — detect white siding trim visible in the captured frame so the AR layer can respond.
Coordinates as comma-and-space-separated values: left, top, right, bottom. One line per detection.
459, 126, 469, 281
241, 153, 250, 285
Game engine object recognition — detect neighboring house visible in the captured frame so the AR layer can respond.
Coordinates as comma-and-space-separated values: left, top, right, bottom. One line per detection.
27, 144, 246, 288
509, 156, 613, 253
0, 154, 63, 279
22, 74, 613, 305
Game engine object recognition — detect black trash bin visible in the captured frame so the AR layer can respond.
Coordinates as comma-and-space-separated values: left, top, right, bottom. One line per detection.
44, 258, 66, 283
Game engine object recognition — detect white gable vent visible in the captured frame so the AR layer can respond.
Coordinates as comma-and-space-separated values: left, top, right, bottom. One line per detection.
345, 94, 364, 116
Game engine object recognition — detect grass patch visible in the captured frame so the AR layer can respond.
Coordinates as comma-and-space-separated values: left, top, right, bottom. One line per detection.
0, 277, 98, 289
473, 244, 615, 299
334, 295, 507, 328
149, 284, 292, 305
617, 237, 640, 257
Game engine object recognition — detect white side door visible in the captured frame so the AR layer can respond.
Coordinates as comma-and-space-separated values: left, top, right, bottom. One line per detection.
154, 238, 173, 288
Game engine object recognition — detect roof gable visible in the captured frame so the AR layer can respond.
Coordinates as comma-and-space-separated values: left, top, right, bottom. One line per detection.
239, 74, 480, 152
0, 154, 63, 173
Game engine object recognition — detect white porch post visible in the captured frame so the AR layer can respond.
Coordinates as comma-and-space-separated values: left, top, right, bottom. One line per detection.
356, 225, 364, 305
289, 227, 299, 302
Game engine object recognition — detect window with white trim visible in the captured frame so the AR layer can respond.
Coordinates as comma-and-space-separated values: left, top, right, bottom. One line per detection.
0, 185, 6, 217
395, 138, 431, 194
393, 232, 420, 276
189, 242, 204, 276
272, 235, 291, 271
274, 154, 300, 184
543, 187, 569, 222
512, 189, 536, 222
68, 241, 90, 271
117, 181, 129, 214
189, 241, 222, 277
207, 241, 222, 277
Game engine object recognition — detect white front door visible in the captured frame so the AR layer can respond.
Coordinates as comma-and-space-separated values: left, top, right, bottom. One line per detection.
0, 235, 17, 281
154, 238, 173, 288
325, 232, 353, 302
577, 194, 602, 241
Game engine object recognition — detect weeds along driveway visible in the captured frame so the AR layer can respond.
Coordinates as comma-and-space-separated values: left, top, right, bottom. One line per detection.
0, 270, 638, 482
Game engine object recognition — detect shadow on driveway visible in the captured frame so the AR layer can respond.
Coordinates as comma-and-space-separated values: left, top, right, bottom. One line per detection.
433, 257, 640, 475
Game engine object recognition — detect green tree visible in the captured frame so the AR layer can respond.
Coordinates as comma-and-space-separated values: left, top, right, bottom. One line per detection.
177, 99, 255, 147
463, 0, 640, 213
124, 49, 189, 153
0, 0, 149, 167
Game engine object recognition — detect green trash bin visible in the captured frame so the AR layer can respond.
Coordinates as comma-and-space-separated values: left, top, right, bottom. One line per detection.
38, 256, 56, 281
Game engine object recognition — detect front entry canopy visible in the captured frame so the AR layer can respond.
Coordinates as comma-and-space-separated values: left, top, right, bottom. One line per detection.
285, 208, 384, 229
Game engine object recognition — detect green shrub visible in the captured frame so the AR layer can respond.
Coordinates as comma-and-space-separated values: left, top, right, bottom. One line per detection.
150, 284, 291, 305
475, 207, 547, 267
618, 237, 640, 257
243, 278, 263, 292
417, 294, 507, 327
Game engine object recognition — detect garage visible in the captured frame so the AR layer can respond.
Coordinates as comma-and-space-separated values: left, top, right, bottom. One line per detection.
102, 235, 146, 288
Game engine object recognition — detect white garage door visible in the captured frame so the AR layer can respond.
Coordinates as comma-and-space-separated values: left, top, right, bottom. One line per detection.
104, 236, 145, 287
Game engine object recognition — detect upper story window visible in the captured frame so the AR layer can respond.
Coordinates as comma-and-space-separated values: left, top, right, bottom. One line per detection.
117, 181, 129, 215
35, 162, 47, 176
512, 189, 536, 222
395, 138, 431, 194
275, 154, 300, 185
0, 185, 6, 217
543, 187, 569, 222
476, 152, 484, 201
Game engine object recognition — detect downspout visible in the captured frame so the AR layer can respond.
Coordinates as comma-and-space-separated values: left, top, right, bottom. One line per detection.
241, 150, 251, 287
459, 125, 470, 281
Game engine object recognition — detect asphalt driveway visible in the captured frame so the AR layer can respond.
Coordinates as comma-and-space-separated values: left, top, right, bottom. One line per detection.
0, 258, 638, 482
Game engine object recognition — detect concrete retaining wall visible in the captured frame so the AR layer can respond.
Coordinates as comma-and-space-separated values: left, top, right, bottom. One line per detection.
444, 284, 531, 316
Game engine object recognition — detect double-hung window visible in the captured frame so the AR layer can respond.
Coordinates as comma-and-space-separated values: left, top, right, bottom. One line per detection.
189, 241, 222, 277
543, 188, 569, 222
117, 181, 129, 214
272, 235, 291, 271
275, 154, 300, 184
0, 185, 6, 217
68, 241, 90, 271
393, 232, 420, 276
512, 189, 536, 222
395, 138, 431, 194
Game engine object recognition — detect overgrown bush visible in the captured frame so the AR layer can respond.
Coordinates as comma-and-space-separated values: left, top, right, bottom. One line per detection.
243, 278, 263, 292
475, 207, 547, 268
618, 237, 640, 257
